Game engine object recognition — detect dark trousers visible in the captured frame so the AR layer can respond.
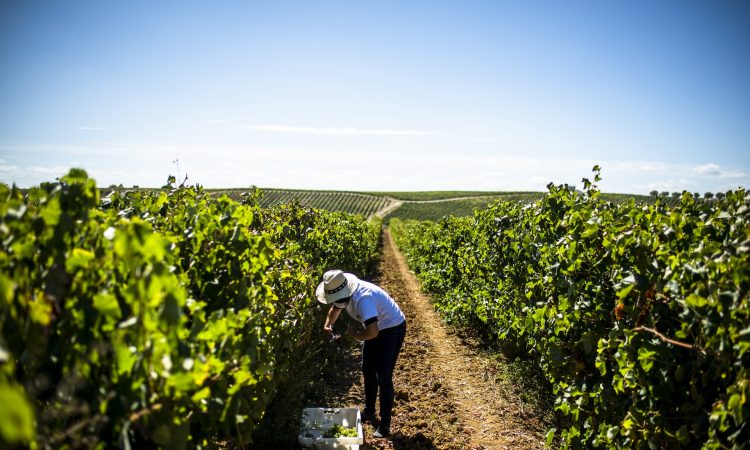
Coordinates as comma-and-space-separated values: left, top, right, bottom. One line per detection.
362, 320, 406, 430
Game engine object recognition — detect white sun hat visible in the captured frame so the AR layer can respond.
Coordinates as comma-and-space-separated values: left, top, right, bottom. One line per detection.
316, 270, 359, 304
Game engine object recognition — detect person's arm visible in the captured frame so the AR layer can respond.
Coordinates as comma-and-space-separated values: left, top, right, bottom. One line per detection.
347, 320, 379, 341
323, 306, 342, 334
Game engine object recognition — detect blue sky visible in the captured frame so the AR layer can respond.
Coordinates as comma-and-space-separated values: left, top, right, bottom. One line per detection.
1, 0, 748, 193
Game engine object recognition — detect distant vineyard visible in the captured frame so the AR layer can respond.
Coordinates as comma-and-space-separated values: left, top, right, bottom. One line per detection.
383, 193, 650, 223
215, 189, 394, 219
207, 189, 670, 222
384, 197, 506, 223
368, 191, 526, 201
372, 191, 655, 203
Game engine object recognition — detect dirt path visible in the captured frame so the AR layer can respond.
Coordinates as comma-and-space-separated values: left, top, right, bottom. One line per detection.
325, 230, 549, 449
371, 198, 404, 220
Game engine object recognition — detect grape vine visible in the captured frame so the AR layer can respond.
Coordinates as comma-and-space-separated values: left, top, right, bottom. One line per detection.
390, 167, 749, 449
0, 169, 380, 449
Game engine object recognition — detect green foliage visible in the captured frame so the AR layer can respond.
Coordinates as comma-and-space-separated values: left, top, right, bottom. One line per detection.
0, 171, 380, 449
391, 168, 750, 449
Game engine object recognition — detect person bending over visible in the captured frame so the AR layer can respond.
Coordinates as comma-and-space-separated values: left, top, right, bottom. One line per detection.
317, 270, 407, 438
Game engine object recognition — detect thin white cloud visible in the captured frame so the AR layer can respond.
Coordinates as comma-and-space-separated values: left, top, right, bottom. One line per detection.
610, 161, 670, 173
0, 142, 179, 158
692, 163, 747, 179
718, 170, 746, 180
244, 124, 438, 137
0, 164, 21, 172
693, 163, 721, 176
644, 179, 694, 192
1, 141, 747, 194
0, 162, 168, 189
0, 164, 72, 186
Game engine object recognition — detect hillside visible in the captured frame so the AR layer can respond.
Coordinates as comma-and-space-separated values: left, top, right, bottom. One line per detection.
207, 188, 658, 222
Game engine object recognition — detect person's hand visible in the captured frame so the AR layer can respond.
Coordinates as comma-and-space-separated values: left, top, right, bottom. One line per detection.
323, 324, 333, 334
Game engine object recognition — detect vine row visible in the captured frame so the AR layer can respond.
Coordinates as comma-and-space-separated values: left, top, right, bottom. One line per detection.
390, 168, 749, 449
0, 170, 380, 449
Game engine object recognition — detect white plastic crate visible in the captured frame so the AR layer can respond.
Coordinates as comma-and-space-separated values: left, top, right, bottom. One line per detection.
298, 407, 363, 450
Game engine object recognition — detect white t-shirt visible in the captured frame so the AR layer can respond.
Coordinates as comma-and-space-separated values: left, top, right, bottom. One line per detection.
344, 279, 405, 330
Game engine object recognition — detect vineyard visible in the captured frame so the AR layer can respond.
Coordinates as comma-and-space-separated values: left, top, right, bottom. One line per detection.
0, 171, 381, 449
215, 189, 395, 220
390, 168, 749, 449
383, 196, 521, 223
366, 191, 526, 201
211, 188, 660, 223
3, 169, 747, 450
